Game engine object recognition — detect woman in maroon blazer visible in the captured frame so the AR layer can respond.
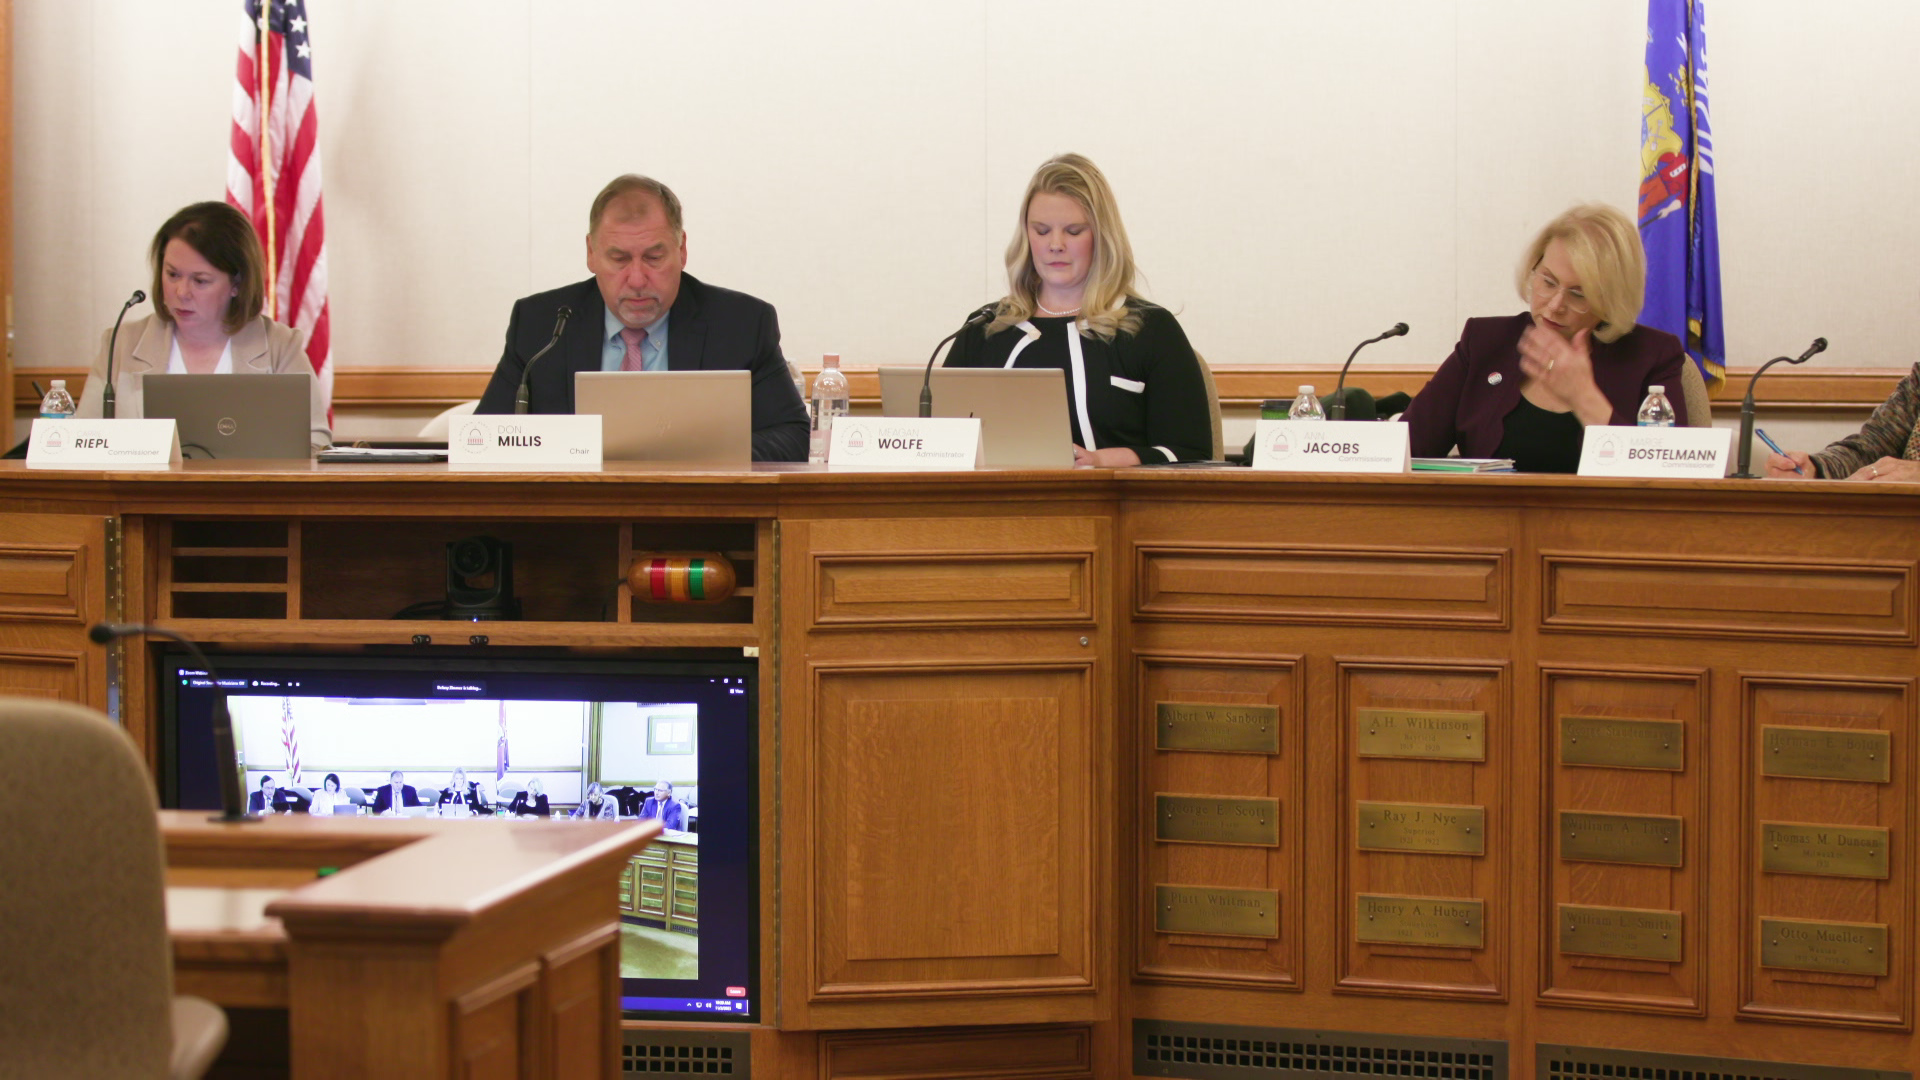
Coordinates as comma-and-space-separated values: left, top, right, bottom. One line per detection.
1404, 204, 1688, 472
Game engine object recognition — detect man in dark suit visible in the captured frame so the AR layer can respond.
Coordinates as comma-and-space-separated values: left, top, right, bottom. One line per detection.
247, 774, 305, 815
370, 770, 421, 815
476, 174, 810, 462
638, 780, 687, 832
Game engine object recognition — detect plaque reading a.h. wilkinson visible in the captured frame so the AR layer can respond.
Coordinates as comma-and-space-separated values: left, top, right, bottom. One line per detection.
1559, 811, 1683, 867
1559, 716, 1684, 771
1355, 894, 1484, 948
1356, 802, 1485, 855
1760, 821, 1890, 879
1761, 725, 1891, 784
1154, 885, 1280, 938
1155, 702, 1280, 754
1356, 708, 1486, 762
1155, 794, 1280, 847
1558, 904, 1683, 963
1760, 918, 1888, 977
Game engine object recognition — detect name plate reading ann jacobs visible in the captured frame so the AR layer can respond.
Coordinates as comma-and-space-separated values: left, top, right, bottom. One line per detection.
1356, 894, 1485, 949
1559, 716, 1685, 771
1559, 811, 1684, 867
1356, 802, 1485, 855
1155, 795, 1281, 846
1558, 905, 1684, 963
1155, 886, 1280, 938
1761, 725, 1892, 784
1761, 822, 1891, 879
1761, 918, 1889, 977
1155, 702, 1281, 755
1356, 708, 1487, 762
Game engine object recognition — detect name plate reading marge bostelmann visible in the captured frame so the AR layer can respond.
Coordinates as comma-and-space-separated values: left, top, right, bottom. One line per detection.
1154, 885, 1280, 938
1761, 822, 1890, 879
1560, 716, 1684, 771
1155, 702, 1280, 754
1155, 794, 1280, 847
1558, 905, 1683, 963
1761, 725, 1891, 784
1356, 708, 1486, 762
1357, 802, 1485, 855
1761, 918, 1888, 977
1559, 811, 1683, 867
1356, 894, 1484, 949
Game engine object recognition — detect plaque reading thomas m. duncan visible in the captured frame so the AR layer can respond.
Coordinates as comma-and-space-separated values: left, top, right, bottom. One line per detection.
1761, 725, 1891, 783
1355, 708, 1486, 762
1355, 894, 1485, 949
1155, 885, 1280, 938
1760, 822, 1889, 880
1357, 802, 1485, 855
1155, 702, 1281, 754
1559, 716, 1684, 771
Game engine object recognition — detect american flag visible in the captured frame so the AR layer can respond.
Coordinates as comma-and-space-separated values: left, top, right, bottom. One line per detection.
227, 0, 333, 417
279, 696, 301, 784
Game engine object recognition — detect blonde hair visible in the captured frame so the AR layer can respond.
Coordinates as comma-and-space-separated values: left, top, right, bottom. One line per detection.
990, 154, 1144, 340
1515, 204, 1645, 344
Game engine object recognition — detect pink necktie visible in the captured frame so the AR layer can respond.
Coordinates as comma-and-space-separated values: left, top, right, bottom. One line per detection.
620, 327, 648, 372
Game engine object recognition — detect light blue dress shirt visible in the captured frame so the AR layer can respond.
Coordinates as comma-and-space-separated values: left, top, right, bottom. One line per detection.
600, 308, 670, 372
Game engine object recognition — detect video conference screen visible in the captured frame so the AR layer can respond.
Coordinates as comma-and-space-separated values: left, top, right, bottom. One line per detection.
162, 653, 758, 1023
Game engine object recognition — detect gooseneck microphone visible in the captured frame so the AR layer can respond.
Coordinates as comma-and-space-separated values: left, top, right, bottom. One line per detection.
1329, 322, 1409, 421
88, 622, 256, 824
100, 290, 148, 420
920, 305, 998, 418
1733, 336, 1827, 478
513, 305, 574, 415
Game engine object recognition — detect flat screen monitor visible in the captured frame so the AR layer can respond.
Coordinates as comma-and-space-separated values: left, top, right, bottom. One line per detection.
161, 653, 758, 1023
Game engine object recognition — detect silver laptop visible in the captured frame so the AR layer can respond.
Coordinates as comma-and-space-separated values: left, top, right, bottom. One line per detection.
574, 370, 751, 466
876, 367, 1075, 468
141, 373, 313, 459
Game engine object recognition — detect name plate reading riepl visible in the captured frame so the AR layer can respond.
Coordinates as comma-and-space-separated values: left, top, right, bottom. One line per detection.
1155, 702, 1280, 754
27, 418, 181, 469
1356, 894, 1485, 949
1558, 905, 1683, 963
1357, 802, 1485, 855
1761, 822, 1890, 879
1154, 885, 1280, 938
1560, 716, 1685, 771
1155, 794, 1280, 847
1559, 811, 1683, 867
1356, 708, 1486, 762
1761, 918, 1889, 977
1761, 725, 1891, 784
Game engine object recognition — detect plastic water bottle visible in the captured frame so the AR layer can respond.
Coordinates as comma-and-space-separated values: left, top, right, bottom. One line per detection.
808, 353, 850, 463
38, 379, 75, 420
1636, 385, 1676, 427
1287, 384, 1325, 421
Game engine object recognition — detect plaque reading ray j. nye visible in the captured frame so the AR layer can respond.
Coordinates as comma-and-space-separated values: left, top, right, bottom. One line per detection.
1356, 802, 1485, 855
1155, 701, 1280, 754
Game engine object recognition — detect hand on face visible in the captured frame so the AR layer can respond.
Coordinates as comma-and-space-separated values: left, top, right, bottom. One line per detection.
1846, 456, 1920, 482
1517, 323, 1596, 396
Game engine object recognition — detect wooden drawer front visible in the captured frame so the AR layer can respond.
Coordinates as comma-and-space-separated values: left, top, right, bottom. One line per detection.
1137, 544, 1507, 628
1544, 555, 1913, 643
819, 1024, 1093, 1080
0, 545, 85, 622
0, 650, 86, 704
815, 553, 1091, 628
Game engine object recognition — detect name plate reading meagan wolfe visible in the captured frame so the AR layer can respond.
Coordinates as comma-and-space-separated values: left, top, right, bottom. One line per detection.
1761, 918, 1889, 977
1251, 419, 1410, 474
1558, 905, 1683, 963
1155, 794, 1281, 847
1356, 802, 1485, 855
1761, 725, 1892, 784
1559, 811, 1683, 867
1559, 716, 1685, 771
1576, 425, 1731, 479
827, 416, 981, 470
1356, 708, 1487, 762
1761, 822, 1890, 879
1155, 702, 1281, 754
1154, 885, 1280, 938
1356, 894, 1485, 949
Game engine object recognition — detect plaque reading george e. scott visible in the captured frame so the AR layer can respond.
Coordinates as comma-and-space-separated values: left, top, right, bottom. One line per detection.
1558, 904, 1683, 963
1760, 918, 1888, 977
1154, 885, 1280, 938
1355, 894, 1485, 949
1761, 725, 1891, 783
1559, 716, 1684, 771
1155, 794, 1280, 847
1356, 708, 1486, 762
1156, 702, 1281, 754
1559, 811, 1684, 867
1357, 802, 1485, 855
1760, 821, 1890, 879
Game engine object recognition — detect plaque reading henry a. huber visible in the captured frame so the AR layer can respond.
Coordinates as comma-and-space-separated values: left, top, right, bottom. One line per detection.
1355, 894, 1485, 949
1155, 702, 1281, 754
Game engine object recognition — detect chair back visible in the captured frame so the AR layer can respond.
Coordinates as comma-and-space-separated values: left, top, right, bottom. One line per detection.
1677, 358, 1713, 428
1193, 352, 1225, 460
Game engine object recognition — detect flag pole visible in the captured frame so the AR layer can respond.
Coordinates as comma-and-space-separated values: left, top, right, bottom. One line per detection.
256, 3, 278, 320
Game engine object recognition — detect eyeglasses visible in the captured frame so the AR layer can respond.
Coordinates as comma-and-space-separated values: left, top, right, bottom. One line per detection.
1528, 266, 1592, 316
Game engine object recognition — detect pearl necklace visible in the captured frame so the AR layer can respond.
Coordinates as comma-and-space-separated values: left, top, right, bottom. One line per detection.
1036, 302, 1081, 317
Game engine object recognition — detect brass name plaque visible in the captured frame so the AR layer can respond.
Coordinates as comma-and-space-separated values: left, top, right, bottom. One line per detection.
1156, 702, 1280, 754
1559, 811, 1683, 867
1357, 802, 1485, 855
1761, 821, 1890, 879
1559, 905, 1683, 963
1560, 716, 1684, 771
1761, 725, 1891, 784
1356, 708, 1487, 762
1356, 894, 1485, 949
1154, 885, 1280, 938
1760, 918, 1888, 977
1155, 794, 1280, 847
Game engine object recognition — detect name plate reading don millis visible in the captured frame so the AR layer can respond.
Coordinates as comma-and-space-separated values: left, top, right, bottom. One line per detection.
1761, 725, 1891, 784
1356, 894, 1485, 949
1761, 822, 1891, 879
1559, 811, 1684, 867
1356, 802, 1485, 855
1155, 794, 1281, 847
1154, 885, 1280, 939
1155, 702, 1280, 755
1761, 918, 1889, 977
1356, 708, 1487, 762
1560, 716, 1685, 771
1558, 905, 1683, 963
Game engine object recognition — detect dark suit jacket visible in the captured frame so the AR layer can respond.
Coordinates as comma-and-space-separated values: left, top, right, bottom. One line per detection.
437, 781, 490, 813
370, 784, 419, 815
1404, 313, 1688, 460
509, 792, 551, 818
476, 273, 810, 462
248, 789, 304, 814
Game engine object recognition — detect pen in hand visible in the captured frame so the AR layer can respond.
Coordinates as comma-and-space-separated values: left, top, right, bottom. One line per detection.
1754, 428, 1804, 475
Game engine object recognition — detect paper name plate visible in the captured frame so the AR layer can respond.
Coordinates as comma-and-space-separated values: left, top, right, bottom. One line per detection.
828, 417, 981, 470
449, 415, 601, 470
1577, 425, 1730, 478
1251, 419, 1409, 473
27, 418, 180, 469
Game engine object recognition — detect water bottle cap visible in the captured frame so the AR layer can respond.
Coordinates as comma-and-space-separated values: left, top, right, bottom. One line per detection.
50, 380, 65, 389
1647, 385, 1664, 393
1298, 385, 1315, 395
822, 353, 841, 368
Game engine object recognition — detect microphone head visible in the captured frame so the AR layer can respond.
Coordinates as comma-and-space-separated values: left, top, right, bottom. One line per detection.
1389, 322, 1409, 337
87, 623, 118, 645
130, 290, 147, 304
1810, 337, 1828, 354
557, 305, 572, 318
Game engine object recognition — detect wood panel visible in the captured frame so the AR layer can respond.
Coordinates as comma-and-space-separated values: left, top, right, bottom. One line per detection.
1542, 554, 1913, 644
450, 962, 538, 1080
0, 512, 105, 711
1136, 543, 1508, 628
817, 1024, 1094, 1080
814, 552, 1092, 628
0, 543, 84, 621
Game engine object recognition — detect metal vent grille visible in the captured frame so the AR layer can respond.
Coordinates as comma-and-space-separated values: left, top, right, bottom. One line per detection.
1540, 1044, 1909, 1080
621, 1029, 751, 1076
1135, 1020, 1506, 1079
